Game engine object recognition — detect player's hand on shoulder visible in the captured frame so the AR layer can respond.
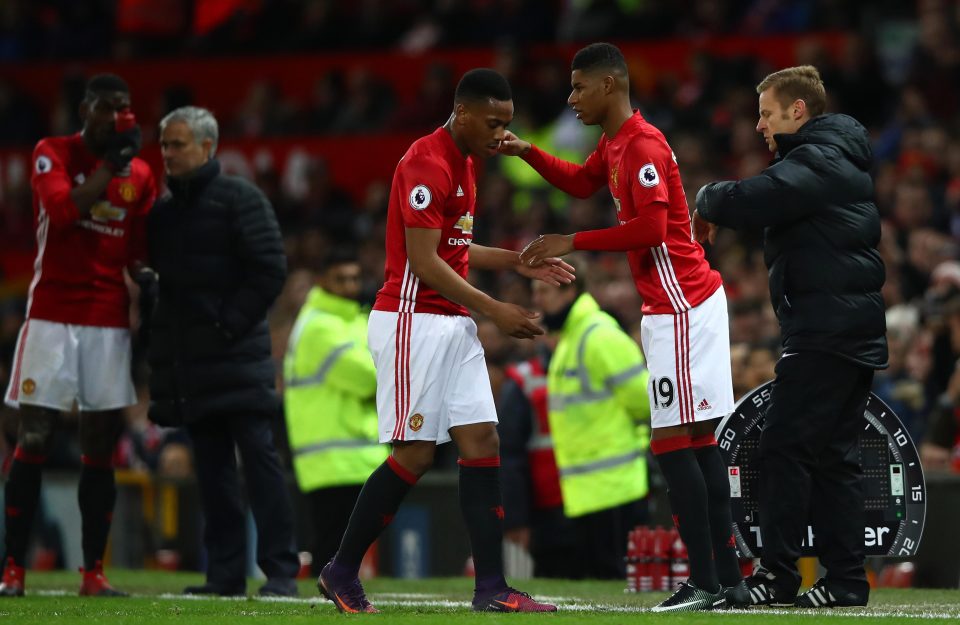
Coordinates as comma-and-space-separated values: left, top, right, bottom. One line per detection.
490, 302, 543, 340
497, 131, 531, 157
516, 256, 576, 286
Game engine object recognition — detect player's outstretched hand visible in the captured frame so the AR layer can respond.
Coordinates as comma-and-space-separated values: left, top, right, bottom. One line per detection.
520, 234, 574, 266
516, 257, 576, 286
490, 302, 544, 340
497, 130, 531, 156
691, 209, 717, 245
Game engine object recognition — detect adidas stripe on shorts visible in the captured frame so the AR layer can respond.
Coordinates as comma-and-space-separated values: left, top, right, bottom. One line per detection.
640, 285, 734, 428
367, 310, 498, 444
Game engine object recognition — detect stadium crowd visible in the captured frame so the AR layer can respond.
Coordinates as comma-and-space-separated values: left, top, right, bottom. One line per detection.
0, 0, 959, 575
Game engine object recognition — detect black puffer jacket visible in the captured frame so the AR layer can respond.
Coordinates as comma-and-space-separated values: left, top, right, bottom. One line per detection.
146, 159, 287, 425
697, 114, 888, 369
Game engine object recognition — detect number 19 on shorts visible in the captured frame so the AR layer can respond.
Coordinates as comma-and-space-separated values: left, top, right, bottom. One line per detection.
650, 376, 675, 409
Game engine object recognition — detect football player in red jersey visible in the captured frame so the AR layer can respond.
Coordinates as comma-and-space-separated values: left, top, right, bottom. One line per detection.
1, 74, 155, 597
499, 43, 749, 611
318, 69, 567, 614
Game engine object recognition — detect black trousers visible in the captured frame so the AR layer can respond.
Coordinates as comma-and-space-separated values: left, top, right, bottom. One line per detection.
570, 498, 648, 580
187, 414, 301, 587
299, 484, 363, 576
526, 505, 579, 579
758, 351, 873, 596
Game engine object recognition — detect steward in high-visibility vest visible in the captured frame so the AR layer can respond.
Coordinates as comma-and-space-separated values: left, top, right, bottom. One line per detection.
533, 270, 650, 579
282, 253, 387, 573
547, 291, 650, 517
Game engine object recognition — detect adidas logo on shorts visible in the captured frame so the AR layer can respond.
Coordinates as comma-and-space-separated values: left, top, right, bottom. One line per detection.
696, 398, 711, 412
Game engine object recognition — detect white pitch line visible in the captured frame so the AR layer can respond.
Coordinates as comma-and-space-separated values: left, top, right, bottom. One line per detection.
29, 590, 960, 618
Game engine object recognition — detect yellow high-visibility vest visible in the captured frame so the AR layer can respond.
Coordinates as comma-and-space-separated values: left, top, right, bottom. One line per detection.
547, 293, 650, 517
283, 287, 386, 492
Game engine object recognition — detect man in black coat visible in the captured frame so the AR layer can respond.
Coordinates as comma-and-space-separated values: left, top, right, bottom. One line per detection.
147, 106, 300, 597
694, 66, 888, 609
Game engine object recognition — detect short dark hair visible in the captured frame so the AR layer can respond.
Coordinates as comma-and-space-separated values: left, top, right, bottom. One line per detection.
316, 246, 359, 273
454, 68, 511, 104
84, 74, 129, 99
571, 43, 627, 76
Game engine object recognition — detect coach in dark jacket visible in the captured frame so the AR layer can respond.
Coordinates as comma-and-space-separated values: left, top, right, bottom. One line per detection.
694, 67, 887, 608
147, 106, 299, 597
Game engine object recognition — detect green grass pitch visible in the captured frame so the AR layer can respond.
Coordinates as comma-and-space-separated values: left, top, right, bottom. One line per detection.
0, 570, 957, 624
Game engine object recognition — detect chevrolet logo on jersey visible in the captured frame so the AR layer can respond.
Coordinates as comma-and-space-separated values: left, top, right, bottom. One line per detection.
454, 212, 474, 235
90, 201, 127, 223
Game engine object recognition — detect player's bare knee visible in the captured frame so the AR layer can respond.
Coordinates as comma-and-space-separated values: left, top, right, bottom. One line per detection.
391, 442, 435, 477
79, 410, 124, 457
453, 423, 500, 460
692, 419, 719, 438
18, 430, 53, 456
17, 407, 58, 456
18, 424, 54, 456
651, 423, 692, 441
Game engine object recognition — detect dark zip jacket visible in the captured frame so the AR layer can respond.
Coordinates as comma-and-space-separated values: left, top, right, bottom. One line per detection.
146, 159, 287, 425
697, 113, 888, 369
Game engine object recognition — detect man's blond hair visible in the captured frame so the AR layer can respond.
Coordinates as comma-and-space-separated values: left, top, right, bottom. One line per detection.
756, 65, 826, 117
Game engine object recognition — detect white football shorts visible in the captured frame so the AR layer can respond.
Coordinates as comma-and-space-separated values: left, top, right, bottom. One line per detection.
368, 310, 498, 444
640, 285, 734, 428
5, 318, 136, 412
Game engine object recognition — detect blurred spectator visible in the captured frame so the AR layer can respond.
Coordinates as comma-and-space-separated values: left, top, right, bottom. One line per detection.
295, 157, 355, 240
229, 80, 297, 137
390, 63, 455, 131
330, 68, 395, 133
303, 71, 345, 134
498, 339, 579, 578
0, 80, 43, 144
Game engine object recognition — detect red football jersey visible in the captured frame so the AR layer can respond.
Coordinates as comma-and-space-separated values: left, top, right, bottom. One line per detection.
26, 133, 156, 328
374, 127, 476, 316
524, 112, 721, 314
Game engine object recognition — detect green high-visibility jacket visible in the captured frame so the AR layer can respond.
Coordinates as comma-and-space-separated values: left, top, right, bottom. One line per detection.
547, 293, 650, 518
283, 287, 387, 492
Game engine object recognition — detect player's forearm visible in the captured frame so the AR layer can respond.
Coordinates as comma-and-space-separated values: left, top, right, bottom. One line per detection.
469, 244, 520, 271
69, 166, 115, 218
409, 253, 498, 316
522, 145, 600, 198
573, 210, 667, 252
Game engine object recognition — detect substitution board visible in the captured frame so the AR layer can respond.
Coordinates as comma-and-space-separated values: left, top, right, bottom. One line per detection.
716, 381, 926, 558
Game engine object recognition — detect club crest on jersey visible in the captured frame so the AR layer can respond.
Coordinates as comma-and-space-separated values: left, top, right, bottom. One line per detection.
118, 182, 138, 202
610, 166, 619, 189
35, 156, 52, 175
90, 201, 127, 222
409, 185, 432, 210
409, 413, 424, 432
21, 378, 36, 395
639, 163, 660, 188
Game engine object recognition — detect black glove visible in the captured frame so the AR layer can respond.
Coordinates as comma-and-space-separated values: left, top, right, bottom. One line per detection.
105, 126, 142, 172
133, 266, 158, 349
